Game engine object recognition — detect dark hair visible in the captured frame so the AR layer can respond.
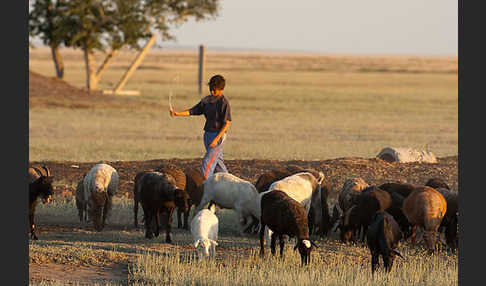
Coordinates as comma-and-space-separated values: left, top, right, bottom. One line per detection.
208, 74, 225, 91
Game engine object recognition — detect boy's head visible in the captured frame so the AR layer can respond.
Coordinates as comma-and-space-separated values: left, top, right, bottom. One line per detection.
208, 75, 225, 94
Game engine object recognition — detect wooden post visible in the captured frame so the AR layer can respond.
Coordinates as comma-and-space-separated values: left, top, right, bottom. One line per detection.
113, 35, 156, 94
198, 45, 205, 97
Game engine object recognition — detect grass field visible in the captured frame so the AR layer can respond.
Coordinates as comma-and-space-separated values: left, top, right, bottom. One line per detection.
30, 198, 457, 286
28, 47, 458, 162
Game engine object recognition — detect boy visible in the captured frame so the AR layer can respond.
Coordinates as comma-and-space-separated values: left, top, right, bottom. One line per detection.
170, 74, 231, 179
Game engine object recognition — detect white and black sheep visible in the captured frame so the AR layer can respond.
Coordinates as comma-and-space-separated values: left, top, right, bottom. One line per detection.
83, 163, 119, 231
259, 190, 318, 266
191, 203, 219, 259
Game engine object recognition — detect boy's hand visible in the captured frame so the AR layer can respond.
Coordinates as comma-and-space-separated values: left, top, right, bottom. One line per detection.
209, 140, 218, 148
169, 109, 176, 117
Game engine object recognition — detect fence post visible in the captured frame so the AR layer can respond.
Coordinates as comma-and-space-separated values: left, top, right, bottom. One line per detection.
198, 45, 205, 97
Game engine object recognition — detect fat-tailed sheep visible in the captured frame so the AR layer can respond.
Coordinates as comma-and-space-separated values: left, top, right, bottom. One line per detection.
402, 186, 447, 252
83, 163, 119, 231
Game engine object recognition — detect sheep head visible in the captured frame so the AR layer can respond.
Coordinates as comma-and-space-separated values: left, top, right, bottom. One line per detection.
294, 239, 317, 266
88, 191, 107, 231
194, 239, 217, 259
37, 176, 54, 204
174, 189, 190, 213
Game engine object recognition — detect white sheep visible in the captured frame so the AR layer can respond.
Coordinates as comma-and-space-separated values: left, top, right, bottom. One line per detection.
196, 173, 260, 236
83, 163, 119, 231
191, 203, 219, 259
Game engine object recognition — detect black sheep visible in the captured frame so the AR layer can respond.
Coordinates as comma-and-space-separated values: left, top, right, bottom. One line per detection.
259, 190, 317, 266
425, 178, 451, 191
155, 164, 189, 229
366, 211, 403, 274
29, 169, 54, 240
340, 186, 391, 243
139, 171, 189, 243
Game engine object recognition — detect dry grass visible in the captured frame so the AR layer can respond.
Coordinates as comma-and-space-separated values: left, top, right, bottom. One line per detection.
29, 47, 457, 162
30, 197, 457, 286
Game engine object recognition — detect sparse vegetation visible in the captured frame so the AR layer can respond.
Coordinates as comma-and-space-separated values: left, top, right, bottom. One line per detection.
30, 198, 457, 285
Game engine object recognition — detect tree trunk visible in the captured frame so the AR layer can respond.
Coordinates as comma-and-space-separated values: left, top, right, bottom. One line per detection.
50, 45, 64, 79
83, 49, 98, 92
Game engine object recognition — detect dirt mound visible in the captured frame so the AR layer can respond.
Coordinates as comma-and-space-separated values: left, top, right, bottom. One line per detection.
29, 156, 459, 201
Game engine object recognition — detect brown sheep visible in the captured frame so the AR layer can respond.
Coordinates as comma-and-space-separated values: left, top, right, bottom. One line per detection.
402, 186, 447, 252
155, 164, 189, 229
183, 167, 206, 227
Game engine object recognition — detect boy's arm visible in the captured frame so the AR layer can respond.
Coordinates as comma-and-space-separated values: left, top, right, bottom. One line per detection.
170, 109, 191, 117
209, 120, 231, 148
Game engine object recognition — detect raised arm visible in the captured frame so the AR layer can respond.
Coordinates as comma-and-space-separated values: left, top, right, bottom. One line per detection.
170, 109, 191, 117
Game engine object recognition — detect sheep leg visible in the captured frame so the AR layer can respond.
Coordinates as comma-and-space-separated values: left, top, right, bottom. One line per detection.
384, 252, 395, 272
279, 235, 285, 258
29, 205, 38, 240
259, 223, 266, 257
144, 210, 153, 239
133, 197, 139, 229
165, 208, 174, 243
371, 251, 380, 274
155, 210, 161, 238
102, 196, 112, 229
270, 233, 277, 256
410, 225, 417, 244
177, 208, 183, 229
183, 206, 191, 230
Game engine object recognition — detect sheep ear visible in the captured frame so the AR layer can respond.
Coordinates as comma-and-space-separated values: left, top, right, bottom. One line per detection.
210, 239, 218, 246
194, 240, 200, 248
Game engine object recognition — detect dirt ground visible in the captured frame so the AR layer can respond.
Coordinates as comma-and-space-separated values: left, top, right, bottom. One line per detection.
28, 71, 458, 285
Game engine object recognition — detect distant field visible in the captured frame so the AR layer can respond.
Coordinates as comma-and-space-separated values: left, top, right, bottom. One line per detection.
29, 47, 458, 162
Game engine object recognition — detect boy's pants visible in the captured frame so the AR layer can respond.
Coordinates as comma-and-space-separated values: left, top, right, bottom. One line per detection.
202, 131, 228, 179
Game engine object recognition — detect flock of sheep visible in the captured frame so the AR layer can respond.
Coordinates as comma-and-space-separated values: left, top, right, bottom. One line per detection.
28, 162, 458, 273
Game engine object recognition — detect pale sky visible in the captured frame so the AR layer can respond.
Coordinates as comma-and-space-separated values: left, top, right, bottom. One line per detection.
162, 0, 458, 55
